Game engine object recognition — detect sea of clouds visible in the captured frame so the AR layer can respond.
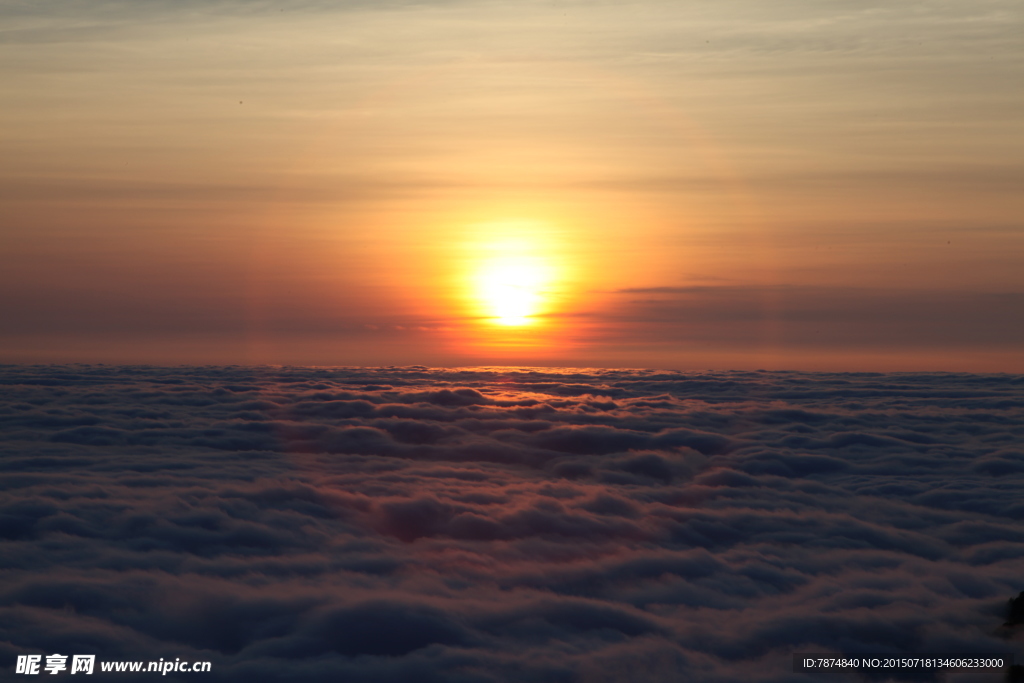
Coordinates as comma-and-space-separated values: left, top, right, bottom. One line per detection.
2, 365, 1023, 682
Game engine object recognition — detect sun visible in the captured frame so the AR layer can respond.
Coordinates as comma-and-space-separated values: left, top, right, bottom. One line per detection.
457, 221, 563, 328
449, 217, 574, 336
476, 255, 550, 326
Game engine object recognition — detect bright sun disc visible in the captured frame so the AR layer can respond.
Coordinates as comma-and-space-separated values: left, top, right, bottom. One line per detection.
477, 256, 548, 325
457, 219, 568, 332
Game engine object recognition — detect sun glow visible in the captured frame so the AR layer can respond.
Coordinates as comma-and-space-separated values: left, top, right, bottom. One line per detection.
459, 221, 566, 329
476, 255, 550, 326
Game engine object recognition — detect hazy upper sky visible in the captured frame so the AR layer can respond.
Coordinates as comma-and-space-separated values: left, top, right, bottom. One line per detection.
2, 0, 1021, 370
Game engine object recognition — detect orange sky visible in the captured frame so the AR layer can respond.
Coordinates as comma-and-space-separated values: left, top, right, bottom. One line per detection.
1, 0, 1021, 370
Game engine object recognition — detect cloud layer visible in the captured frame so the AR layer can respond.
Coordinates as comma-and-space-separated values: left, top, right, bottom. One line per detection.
2, 365, 1023, 681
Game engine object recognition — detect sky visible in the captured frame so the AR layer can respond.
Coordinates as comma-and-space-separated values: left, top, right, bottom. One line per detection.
1, 0, 1022, 370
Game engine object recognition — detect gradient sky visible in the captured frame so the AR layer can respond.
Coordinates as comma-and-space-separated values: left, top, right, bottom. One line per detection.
1, 0, 1022, 370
